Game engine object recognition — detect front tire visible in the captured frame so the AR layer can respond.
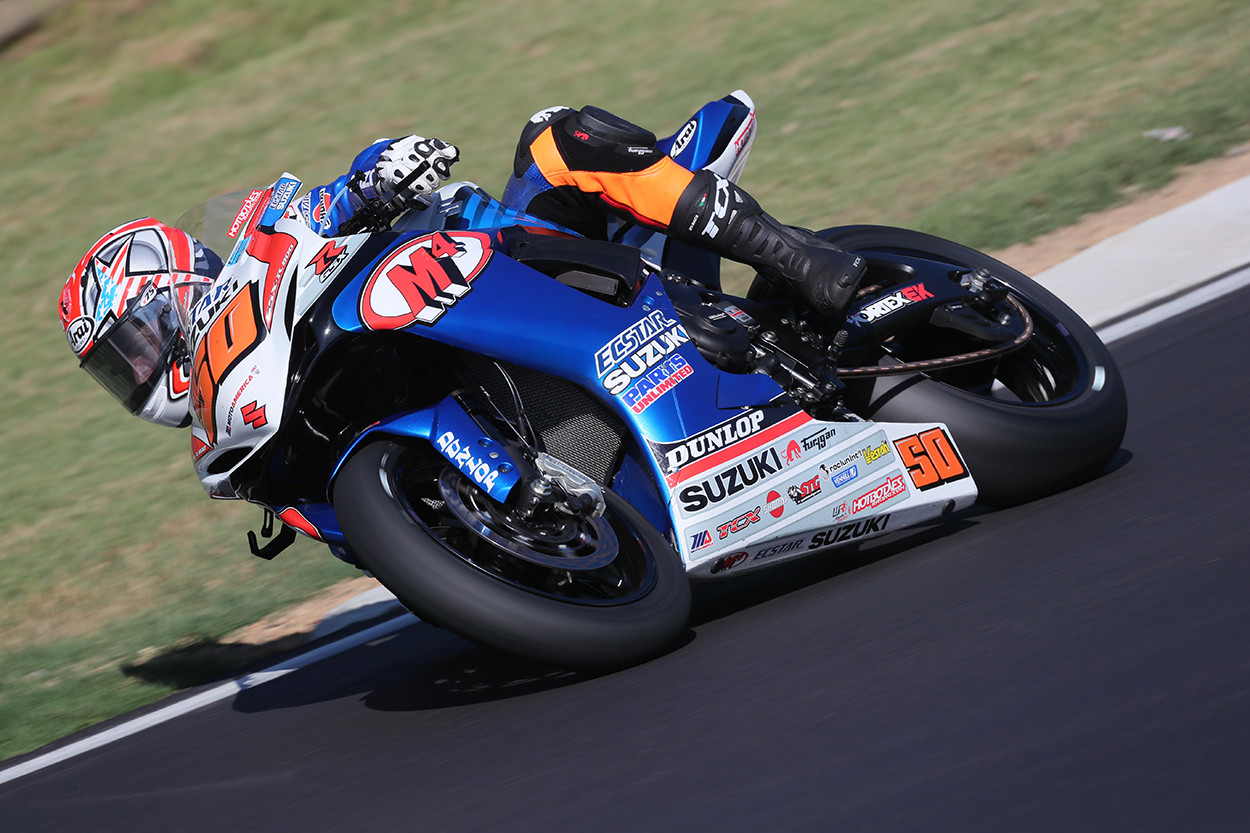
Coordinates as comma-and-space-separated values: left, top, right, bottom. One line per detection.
332, 440, 691, 669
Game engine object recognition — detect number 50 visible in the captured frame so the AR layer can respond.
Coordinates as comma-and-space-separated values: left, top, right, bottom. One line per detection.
893, 428, 969, 491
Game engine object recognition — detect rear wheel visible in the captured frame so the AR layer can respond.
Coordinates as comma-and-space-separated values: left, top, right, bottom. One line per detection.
752, 225, 1127, 506
333, 440, 691, 669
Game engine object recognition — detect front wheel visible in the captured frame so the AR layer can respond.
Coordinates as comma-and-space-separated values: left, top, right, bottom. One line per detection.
332, 440, 691, 669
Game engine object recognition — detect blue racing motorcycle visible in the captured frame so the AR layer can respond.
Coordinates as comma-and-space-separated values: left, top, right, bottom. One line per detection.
175, 92, 1126, 668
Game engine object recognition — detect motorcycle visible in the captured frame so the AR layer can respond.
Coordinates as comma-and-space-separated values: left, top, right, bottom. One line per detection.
173, 91, 1126, 669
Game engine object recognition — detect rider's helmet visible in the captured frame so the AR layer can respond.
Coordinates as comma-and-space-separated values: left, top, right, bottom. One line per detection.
59, 218, 221, 427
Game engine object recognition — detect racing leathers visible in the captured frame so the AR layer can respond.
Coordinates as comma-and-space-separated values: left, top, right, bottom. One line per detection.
501, 105, 865, 319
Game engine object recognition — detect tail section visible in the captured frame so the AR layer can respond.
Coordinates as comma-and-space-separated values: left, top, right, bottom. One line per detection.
659, 90, 757, 183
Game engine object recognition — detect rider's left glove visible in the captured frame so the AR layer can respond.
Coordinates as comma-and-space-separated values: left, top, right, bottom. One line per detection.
370, 136, 460, 205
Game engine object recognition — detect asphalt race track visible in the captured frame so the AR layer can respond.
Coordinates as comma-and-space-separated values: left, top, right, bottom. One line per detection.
2, 285, 1249, 832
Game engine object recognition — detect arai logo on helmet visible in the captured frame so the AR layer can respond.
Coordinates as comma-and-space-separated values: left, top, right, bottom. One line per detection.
670, 119, 698, 158
66, 315, 94, 355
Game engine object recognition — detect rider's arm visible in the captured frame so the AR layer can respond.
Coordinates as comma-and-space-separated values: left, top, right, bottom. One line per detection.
294, 137, 460, 236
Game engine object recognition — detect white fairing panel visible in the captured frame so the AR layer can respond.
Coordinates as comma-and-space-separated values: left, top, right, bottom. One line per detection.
662, 411, 978, 578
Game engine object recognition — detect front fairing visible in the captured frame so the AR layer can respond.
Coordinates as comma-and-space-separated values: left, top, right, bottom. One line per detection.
180, 176, 372, 496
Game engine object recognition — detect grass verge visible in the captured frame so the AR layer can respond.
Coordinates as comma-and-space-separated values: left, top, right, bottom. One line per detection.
2, 0, 1250, 762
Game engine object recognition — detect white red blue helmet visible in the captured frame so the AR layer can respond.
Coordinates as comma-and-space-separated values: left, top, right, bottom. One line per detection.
59, 218, 219, 427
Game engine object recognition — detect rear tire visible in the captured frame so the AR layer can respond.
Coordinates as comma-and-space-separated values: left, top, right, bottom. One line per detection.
754, 225, 1128, 506
333, 440, 691, 669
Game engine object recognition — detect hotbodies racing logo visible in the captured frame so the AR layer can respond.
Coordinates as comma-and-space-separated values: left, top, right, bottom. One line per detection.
595, 310, 692, 413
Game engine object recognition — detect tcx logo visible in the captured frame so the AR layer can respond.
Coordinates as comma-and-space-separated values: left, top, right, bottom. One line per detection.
717, 506, 761, 539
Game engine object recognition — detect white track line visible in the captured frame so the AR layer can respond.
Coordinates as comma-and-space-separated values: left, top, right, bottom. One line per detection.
0, 614, 415, 786
4, 268, 1249, 788
1097, 264, 1250, 343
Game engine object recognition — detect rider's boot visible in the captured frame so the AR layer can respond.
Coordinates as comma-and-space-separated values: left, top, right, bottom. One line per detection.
670, 170, 866, 319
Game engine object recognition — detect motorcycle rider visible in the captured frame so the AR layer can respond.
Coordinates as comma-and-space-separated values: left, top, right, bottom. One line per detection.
59, 103, 865, 428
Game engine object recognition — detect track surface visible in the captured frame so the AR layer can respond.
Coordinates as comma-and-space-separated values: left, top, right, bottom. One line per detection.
3, 286, 1249, 832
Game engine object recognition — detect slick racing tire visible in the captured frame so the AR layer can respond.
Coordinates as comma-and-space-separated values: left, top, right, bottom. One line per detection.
754, 225, 1128, 506
333, 440, 691, 669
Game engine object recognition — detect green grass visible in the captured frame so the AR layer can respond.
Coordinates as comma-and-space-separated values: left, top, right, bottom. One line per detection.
2, 0, 1250, 762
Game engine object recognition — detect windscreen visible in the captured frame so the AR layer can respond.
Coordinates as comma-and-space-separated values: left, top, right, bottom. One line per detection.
174, 189, 262, 267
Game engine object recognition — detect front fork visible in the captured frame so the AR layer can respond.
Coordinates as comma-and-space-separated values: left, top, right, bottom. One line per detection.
332, 394, 603, 523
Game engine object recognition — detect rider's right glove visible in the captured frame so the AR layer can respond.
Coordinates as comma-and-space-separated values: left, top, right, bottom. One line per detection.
369, 135, 460, 206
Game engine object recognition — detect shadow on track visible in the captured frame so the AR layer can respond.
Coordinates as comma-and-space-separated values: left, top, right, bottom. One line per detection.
118, 505, 984, 718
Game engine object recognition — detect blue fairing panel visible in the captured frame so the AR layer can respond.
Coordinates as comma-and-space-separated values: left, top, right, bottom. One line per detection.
328, 228, 792, 499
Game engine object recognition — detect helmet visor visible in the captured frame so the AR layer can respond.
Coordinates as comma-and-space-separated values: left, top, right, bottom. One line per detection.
80, 287, 183, 415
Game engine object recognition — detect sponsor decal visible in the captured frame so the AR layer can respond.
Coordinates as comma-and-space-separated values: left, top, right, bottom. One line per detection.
573, 130, 590, 141
807, 515, 891, 550
66, 315, 94, 354
308, 239, 348, 277
853, 282, 935, 324
596, 310, 690, 395
258, 176, 301, 227
818, 434, 891, 481
670, 119, 698, 157
191, 434, 211, 460
228, 190, 266, 239
717, 506, 761, 539
224, 369, 257, 436
787, 475, 822, 505
621, 355, 693, 414
311, 191, 333, 226
784, 440, 802, 465
893, 428, 969, 491
766, 490, 785, 518
663, 410, 766, 472
679, 447, 784, 512
656, 409, 812, 490
801, 426, 838, 452
360, 231, 491, 329
701, 177, 735, 239
831, 464, 859, 489
240, 400, 267, 430
626, 146, 652, 156
849, 474, 908, 515
753, 536, 805, 562
435, 429, 501, 490
709, 551, 749, 574
863, 439, 891, 466
690, 530, 713, 552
